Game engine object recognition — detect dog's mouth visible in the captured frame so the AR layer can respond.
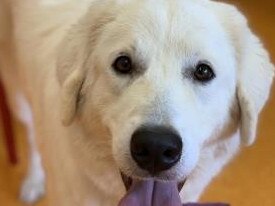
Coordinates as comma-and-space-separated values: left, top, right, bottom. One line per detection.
119, 173, 186, 206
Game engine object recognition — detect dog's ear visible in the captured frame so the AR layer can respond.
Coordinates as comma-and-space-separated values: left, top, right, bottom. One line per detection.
57, 3, 115, 126
237, 30, 274, 146
57, 27, 89, 126
214, 3, 274, 146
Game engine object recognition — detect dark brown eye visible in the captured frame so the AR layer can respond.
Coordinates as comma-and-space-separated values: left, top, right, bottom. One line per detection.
113, 56, 132, 74
194, 63, 215, 82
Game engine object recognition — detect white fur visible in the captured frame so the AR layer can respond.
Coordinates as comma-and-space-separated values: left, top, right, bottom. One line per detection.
0, 0, 274, 205
16, 94, 45, 203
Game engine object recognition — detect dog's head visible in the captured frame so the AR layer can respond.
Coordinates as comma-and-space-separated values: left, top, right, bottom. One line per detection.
57, 0, 274, 204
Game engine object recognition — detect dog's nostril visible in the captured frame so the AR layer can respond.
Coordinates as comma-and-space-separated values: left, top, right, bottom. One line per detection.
133, 147, 149, 157
163, 149, 179, 159
131, 126, 182, 174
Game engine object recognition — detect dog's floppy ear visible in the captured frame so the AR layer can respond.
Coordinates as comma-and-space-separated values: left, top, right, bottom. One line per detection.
215, 3, 274, 146
57, 3, 115, 126
237, 31, 274, 146
57, 27, 89, 126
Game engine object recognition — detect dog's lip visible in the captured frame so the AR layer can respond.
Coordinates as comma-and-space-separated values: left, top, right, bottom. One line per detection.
120, 172, 186, 192
120, 172, 133, 191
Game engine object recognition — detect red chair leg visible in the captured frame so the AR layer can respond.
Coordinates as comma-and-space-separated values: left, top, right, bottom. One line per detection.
0, 80, 17, 165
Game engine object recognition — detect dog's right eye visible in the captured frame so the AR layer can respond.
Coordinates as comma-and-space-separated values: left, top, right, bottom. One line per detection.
112, 56, 133, 75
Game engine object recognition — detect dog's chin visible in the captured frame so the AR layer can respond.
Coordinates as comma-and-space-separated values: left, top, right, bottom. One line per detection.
118, 172, 186, 206
120, 172, 186, 192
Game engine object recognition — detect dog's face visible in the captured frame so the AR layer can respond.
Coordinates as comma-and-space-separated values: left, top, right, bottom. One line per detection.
57, 0, 274, 204
86, 0, 237, 181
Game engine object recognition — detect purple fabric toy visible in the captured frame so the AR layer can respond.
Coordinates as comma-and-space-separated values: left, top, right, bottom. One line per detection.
183, 204, 229, 206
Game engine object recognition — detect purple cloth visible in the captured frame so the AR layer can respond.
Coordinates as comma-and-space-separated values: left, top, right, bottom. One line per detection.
183, 204, 229, 206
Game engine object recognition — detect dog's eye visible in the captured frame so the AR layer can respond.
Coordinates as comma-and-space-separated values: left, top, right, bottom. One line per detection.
193, 63, 215, 82
112, 56, 132, 74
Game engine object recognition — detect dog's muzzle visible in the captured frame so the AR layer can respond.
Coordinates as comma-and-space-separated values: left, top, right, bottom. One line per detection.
118, 126, 185, 206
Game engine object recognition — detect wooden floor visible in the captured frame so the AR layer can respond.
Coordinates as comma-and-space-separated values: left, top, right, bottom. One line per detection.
0, 0, 274, 205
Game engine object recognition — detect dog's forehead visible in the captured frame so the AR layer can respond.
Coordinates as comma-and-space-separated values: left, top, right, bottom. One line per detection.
97, 0, 234, 79
113, 0, 229, 61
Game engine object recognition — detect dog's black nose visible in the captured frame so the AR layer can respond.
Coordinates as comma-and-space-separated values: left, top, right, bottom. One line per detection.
131, 126, 182, 175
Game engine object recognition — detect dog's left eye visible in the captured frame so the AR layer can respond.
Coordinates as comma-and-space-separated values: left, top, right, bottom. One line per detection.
193, 63, 215, 82
112, 56, 133, 74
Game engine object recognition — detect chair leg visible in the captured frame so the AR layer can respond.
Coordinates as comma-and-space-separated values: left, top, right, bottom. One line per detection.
0, 80, 17, 165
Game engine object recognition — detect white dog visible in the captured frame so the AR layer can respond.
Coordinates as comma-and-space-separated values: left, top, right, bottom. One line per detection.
0, 0, 274, 205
